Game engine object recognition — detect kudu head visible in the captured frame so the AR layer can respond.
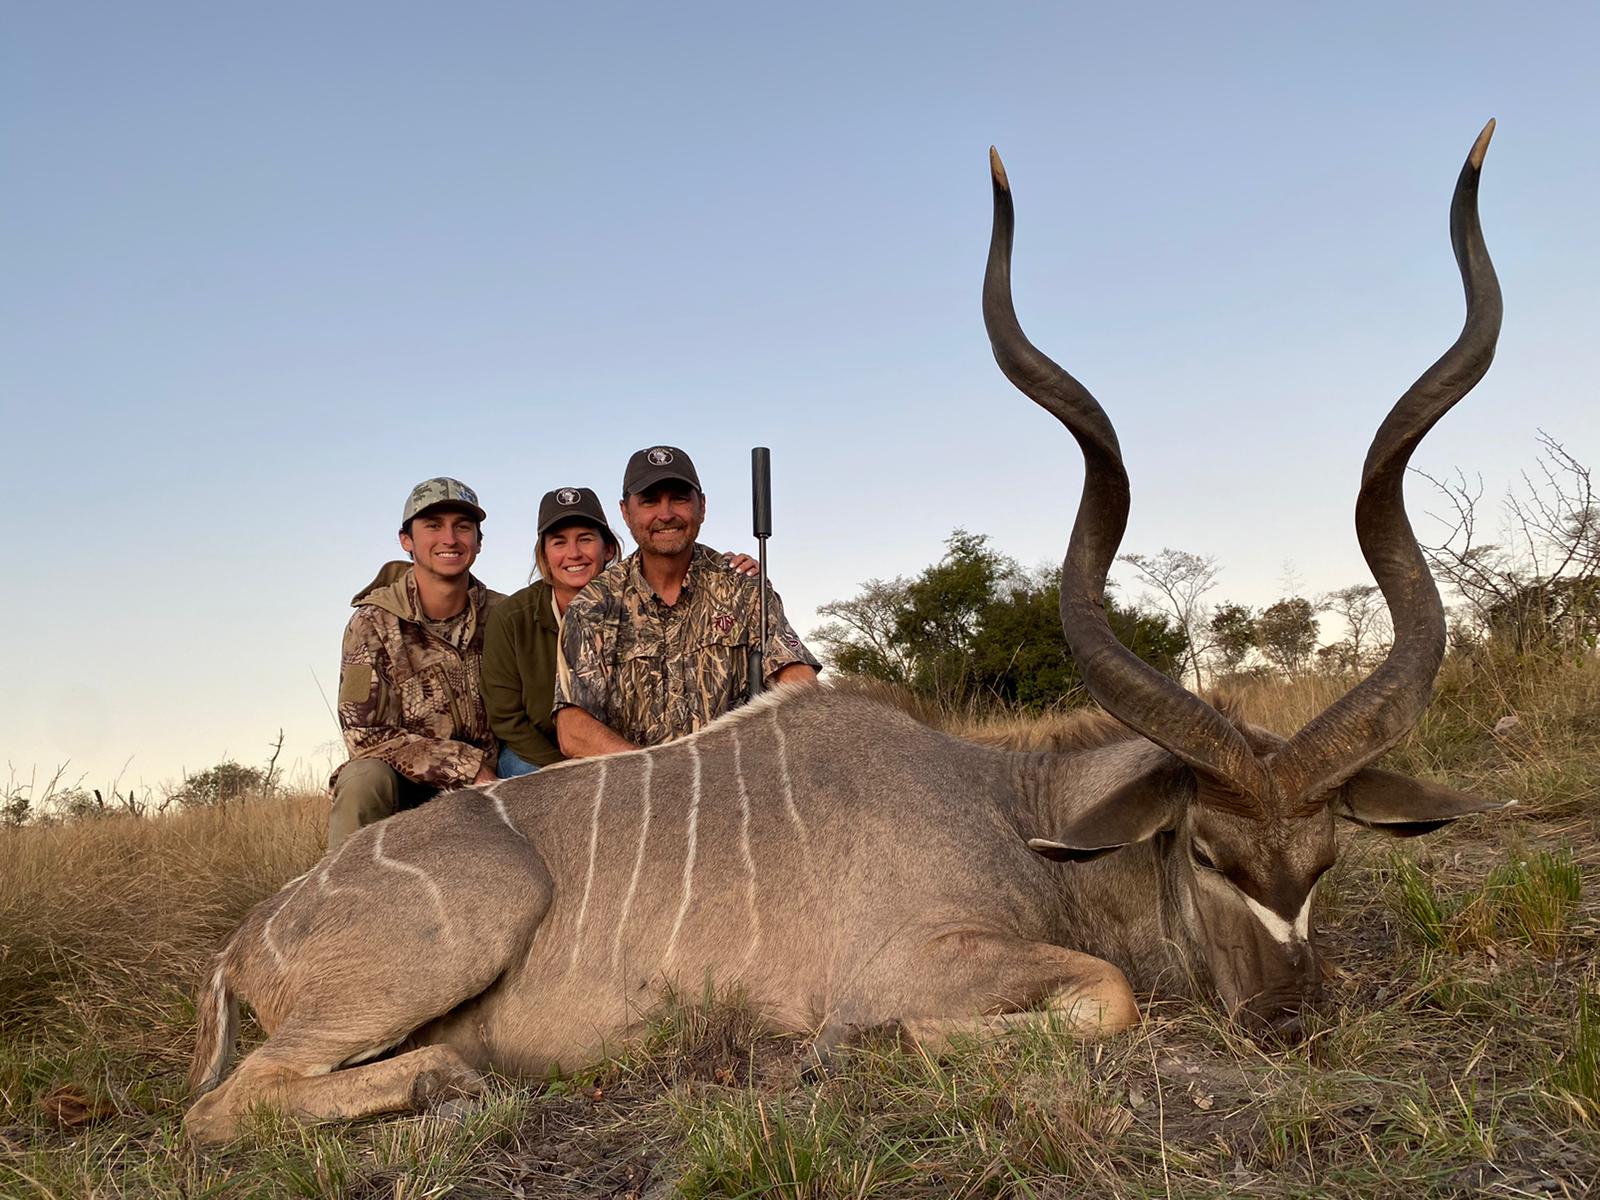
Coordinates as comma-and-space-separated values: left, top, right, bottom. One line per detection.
984, 124, 1508, 1036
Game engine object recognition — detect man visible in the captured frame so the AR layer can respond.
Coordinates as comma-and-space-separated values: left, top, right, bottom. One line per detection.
554, 445, 820, 756
328, 477, 503, 849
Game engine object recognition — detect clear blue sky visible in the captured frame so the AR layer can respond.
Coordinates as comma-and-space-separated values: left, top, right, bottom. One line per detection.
5, 2, 1597, 793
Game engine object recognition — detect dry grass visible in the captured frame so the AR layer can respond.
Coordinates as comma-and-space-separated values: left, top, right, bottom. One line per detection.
0, 795, 325, 1134
2, 654, 1598, 1197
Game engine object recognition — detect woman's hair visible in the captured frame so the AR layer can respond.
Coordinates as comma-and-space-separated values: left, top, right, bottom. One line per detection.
532, 521, 621, 584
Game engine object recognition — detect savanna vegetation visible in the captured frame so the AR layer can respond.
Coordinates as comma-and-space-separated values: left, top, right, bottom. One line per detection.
3, 441, 1596, 1197
2, 640, 1596, 1198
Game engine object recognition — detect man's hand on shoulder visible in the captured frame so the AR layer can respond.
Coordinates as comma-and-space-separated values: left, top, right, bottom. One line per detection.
772, 663, 820, 687
724, 552, 760, 578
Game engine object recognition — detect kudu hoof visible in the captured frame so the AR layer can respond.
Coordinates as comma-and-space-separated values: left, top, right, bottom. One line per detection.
408, 1061, 489, 1110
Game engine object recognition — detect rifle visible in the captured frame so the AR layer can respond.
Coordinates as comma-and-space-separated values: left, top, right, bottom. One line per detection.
748, 446, 771, 699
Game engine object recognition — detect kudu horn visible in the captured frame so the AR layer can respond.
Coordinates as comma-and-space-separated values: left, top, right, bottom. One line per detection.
983, 146, 1267, 801
983, 122, 1502, 811
1273, 120, 1502, 803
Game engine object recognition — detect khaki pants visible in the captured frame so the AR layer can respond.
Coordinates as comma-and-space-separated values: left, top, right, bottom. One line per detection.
327, 759, 439, 851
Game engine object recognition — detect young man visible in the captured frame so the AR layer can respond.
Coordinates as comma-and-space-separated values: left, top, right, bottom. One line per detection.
553, 445, 820, 757
328, 477, 503, 849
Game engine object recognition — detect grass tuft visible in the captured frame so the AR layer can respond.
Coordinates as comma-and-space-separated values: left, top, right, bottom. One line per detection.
1550, 986, 1600, 1127
1388, 846, 1584, 960
1486, 848, 1583, 955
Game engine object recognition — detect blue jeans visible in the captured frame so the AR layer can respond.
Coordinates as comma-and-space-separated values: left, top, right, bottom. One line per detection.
497, 745, 542, 778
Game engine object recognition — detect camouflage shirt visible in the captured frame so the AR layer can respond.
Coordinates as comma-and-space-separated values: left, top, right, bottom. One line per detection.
333, 562, 504, 789
554, 544, 821, 747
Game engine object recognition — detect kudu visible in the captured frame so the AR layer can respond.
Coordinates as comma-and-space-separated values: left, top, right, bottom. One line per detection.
185, 125, 1506, 1143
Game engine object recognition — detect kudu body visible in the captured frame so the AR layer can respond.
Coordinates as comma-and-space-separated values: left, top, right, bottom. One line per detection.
185, 126, 1506, 1143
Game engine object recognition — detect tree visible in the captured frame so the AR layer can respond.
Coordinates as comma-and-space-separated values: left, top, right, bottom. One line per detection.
811, 530, 1189, 711
1255, 598, 1319, 675
812, 531, 1015, 705
966, 568, 1188, 709
1208, 603, 1257, 675
1316, 584, 1391, 671
892, 530, 1016, 702
1, 785, 27, 828
1418, 431, 1600, 653
812, 577, 916, 684
1117, 548, 1220, 690
171, 761, 268, 807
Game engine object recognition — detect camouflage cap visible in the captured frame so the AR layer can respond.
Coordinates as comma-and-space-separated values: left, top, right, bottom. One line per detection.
622, 445, 701, 497
537, 486, 619, 547
401, 477, 486, 525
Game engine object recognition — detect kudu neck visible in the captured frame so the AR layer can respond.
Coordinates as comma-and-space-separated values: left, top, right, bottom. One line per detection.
1008, 739, 1198, 992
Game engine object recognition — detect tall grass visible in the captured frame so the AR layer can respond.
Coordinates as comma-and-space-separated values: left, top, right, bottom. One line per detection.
2, 653, 1597, 1196
0, 795, 324, 1094
1229, 649, 1600, 824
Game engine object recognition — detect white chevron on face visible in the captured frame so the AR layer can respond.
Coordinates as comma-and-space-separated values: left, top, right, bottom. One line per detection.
1241, 891, 1313, 946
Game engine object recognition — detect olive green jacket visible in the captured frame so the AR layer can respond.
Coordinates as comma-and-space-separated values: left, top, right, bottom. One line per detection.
481, 579, 566, 767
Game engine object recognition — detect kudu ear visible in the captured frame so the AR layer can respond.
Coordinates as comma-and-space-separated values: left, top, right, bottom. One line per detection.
1027, 760, 1191, 864
1333, 767, 1512, 837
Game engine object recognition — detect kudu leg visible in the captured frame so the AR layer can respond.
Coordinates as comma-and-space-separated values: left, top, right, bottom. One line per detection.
186, 799, 554, 1144
184, 1040, 485, 1145
884, 936, 1139, 1054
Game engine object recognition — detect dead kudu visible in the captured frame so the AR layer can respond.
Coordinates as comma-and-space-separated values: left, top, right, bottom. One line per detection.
185, 126, 1506, 1142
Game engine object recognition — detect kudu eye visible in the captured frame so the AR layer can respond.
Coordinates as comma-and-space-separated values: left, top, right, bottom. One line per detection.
1191, 844, 1221, 873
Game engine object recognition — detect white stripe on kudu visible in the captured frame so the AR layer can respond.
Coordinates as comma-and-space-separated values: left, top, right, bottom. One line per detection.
315, 835, 353, 893
259, 906, 288, 968
492, 796, 522, 837
664, 743, 702, 961
371, 825, 452, 936
771, 710, 811, 848
567, 758, 608, 974
611, 754, 654, 971
732, 728, 762, 965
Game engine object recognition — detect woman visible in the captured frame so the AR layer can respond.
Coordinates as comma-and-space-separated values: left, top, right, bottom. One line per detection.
482, 486, 757, 776
482, 486, 621, 777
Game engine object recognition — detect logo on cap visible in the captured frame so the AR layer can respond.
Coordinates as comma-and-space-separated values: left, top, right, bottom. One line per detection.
555, 488, 581, 506
647, 447, 674, 466
458, 485, 477, 504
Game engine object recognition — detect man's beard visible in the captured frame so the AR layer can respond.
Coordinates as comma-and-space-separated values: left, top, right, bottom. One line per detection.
645, 522, 696, 553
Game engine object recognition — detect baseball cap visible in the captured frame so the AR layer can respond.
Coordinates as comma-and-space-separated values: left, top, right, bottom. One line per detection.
401, 477, 486, 525
622, 445, 702, 497
536, 486, 619, 547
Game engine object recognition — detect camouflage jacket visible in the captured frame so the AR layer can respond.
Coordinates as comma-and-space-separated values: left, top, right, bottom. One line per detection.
333, 562, 504, 788
554, 544, 821, 747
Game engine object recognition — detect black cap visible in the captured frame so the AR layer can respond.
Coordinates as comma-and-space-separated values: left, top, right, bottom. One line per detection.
622, 445, 702, 497
536, 486, 619, 547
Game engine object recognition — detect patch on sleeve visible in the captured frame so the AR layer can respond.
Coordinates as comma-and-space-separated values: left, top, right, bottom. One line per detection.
339, 664, 373, 705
